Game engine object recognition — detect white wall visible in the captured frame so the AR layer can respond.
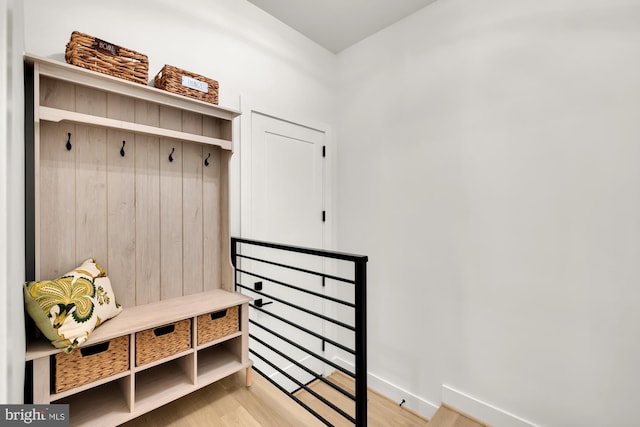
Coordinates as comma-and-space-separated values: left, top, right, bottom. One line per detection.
337, 0, 640, 426
0, 0, 25, 405
22, 0, 338, 238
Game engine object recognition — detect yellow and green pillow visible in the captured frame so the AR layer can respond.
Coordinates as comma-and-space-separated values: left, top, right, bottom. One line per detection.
24, 258, 123, 352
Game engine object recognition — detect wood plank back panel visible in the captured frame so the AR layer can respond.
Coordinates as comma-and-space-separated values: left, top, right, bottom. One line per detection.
106, 94, 136, 308
40, 76, 76, 111
182, 141, 204, 295
38, 121, 76, 279
134, 100, 161, 305
36, 76, 230, 305
159, 106, 184, 299
75, 86, 108, 267
203, 146, 222, 291
107, 128, 136, 308
160, 137, 184, 300
74, 125, 108, 267
134, 136, 161, 305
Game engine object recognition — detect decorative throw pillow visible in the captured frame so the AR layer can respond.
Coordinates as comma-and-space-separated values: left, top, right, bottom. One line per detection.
23, 258, 123, 352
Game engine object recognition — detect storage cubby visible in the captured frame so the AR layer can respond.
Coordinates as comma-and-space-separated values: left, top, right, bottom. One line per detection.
24, 54, 251, 427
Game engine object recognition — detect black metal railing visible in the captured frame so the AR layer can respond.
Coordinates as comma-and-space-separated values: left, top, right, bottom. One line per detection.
231, 237, 368, 427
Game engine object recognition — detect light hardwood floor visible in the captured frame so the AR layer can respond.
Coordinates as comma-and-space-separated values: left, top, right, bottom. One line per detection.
427, 405, 491, 427
123, 370, 429, 426
294, 371, 428, 427
123, 371, 326, 427
122, 370, 488, 427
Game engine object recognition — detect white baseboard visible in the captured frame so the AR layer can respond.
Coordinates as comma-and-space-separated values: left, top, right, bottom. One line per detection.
331, 356, 439, 419
331, 356, 538, 425
442, 384, 539, 427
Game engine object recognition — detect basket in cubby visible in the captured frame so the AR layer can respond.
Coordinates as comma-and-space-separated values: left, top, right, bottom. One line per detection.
154, 64, 219, 104
54, 335, 129, 393
197, 305, 239, 345
135, 319, 191, 366
65, 31, 149, 85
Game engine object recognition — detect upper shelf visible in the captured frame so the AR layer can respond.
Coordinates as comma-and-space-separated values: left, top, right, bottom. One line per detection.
40, 106, 233, 150
25, 53, 241, 124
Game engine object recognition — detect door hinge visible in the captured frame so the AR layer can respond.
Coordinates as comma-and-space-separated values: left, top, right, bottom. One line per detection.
322, 210, 326, 222
322, 145, 326, 158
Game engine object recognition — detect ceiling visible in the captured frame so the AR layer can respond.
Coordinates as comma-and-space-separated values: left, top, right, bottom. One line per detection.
246, 0, 438, 53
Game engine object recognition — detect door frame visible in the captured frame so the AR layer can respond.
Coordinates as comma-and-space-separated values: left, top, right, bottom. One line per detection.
238, 97, 336, 252
237, 97, 340, 378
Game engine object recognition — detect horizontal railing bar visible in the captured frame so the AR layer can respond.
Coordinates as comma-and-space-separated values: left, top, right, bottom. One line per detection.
236, 267, 355, 308
250, 349, 356, 424
292, 377, 319, 396
249, 333, 356, 402
250, 320, 355, 379
250, 303, 355, 355
236, 283, 355, 331
232, 237, 369, 263
252, 365, 334, 427
236, 253, 356, 285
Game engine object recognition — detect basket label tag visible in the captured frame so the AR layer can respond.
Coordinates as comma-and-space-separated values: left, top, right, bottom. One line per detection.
182, 75, 209, 93
92, 38, 120, 56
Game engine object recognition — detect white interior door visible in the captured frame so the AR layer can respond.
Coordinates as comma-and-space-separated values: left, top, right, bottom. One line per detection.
250, 112, 324, 247
247, 111, 327, 390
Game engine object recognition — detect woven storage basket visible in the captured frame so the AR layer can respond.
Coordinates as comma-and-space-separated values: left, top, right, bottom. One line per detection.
154, 65, 219, 104
65, 31, 149, 85
135, 319, 191, 366
54, 335, 129, 393
197, 305, 239, 345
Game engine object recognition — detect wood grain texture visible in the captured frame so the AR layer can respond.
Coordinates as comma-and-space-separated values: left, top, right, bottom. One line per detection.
134, 101, 161, 305
122, 370, 326, 427
159, 106, 183, 299
427, 405, 490, 427
107, 128, 136, 308
203, 147, 221, 291
202, 116, 222, 139
107, 93, 135, 121
120, 370, 433, 427
76, 85, 107, 117
160, 137, 183, 299
219, 150, 234, 291
295, 371, 429, 427
74, 124, 108, 266
182, 142, 204, 296
39, 76, 76, 110
38, 121, 76, 279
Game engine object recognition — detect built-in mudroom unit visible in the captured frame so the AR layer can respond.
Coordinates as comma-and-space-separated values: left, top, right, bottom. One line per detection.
23, 54, 251, 427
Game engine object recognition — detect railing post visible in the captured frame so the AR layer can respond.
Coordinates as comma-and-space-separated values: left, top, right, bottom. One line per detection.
354, 257, 368, 427
231, 237, 237, 268
231, 237, 238, 291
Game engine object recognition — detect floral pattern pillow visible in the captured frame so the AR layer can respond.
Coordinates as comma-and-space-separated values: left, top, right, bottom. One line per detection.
23, 258, 123, 352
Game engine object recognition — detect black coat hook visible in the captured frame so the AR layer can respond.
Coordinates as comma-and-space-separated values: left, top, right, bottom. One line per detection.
120, 140, 126, 157
66, 133, 72, 151
204, 153, 211, 166
169, 147, 175, 162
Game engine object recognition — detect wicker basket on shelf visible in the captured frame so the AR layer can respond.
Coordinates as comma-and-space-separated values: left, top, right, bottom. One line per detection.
154, 65, 219, 104
135, 319, 191, 366
197, 305, 239, 345
65, 31, 149, 85
54, 335, 129, 393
